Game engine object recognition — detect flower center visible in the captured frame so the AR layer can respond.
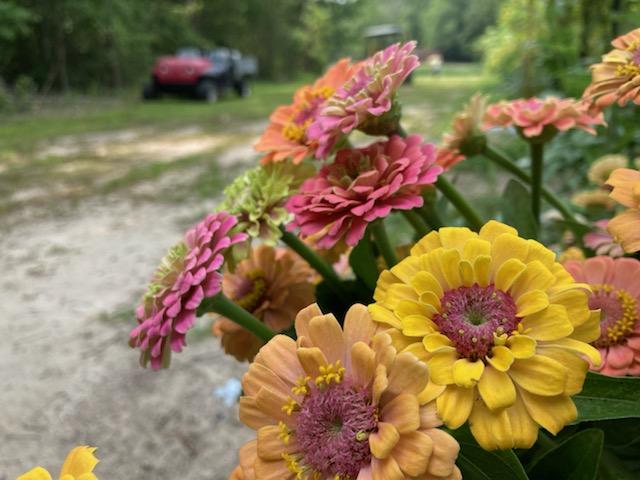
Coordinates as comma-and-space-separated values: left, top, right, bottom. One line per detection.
292, 378, 377, 480
283, 86, 334, 143
433, 284, 520, 360
590, 284, 638, 347
616, 42, 640, 77
144, 242, 188, 307
232, 269, 267, 312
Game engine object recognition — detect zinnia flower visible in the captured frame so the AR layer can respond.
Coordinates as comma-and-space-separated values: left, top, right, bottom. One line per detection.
571, 189, 617, 210
564, 256, 640, 376
255, 59, 359, 164
309, 42, 420, 158
130, 212, 247, 369
558, 246, 585, 263
583, 28, 640, 109
584, 219, 624, 257
234, 303, 461, 480
588, 154, 628, 186
483, 97, 605, 141
18, 446, 99, 480
220, 163, 314, 248
441, 93, 488, 157
436, 146, 466, 172
286, 135, 442, 248
213, 245, 316, 361
606, 167, 640, 252
368, 221, 602, 450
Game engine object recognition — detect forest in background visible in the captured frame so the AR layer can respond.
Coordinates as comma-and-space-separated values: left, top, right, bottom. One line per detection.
1, 0, 639, 97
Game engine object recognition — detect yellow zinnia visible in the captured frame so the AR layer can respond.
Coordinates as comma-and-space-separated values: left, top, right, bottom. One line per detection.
18, 446, 99, 480
369, 221, 602, 451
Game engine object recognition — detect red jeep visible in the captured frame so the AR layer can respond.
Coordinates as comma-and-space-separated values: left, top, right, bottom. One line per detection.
143, 48, 257, 102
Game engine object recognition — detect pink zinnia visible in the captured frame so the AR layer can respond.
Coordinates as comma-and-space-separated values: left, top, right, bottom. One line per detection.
308, 42, 420, 158
436, 145, 466, 171
286, 135, 442, 248
483, 97, 605, 139
130, 212, 247, 369
584, 219, 624, 257
565, 256, 640, 376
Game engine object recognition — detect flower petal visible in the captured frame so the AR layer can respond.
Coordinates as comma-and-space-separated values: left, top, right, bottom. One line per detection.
452, 358, 485, 387
369, 421, 400, 459
469, 397, 514, 450
507, 335, 537, 359
516, 290, 550, 317
436, 384, 474, 428
522, 304, 574, 341
478, 366, 516, 411
508, 355, 568, 396
519, 388, 577, 434
487, 345, 515, 372
392, 431, 434, 477
381, 394, 421, 433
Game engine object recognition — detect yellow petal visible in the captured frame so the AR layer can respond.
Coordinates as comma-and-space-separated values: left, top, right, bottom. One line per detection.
386, 284, 420, 308
308, 314, 345, 363
452, 358, 485, 387
519, 388, 577, 434
508, 355, 568, 396
570, 310, 601, 343
479, 220, 518, 242
495, 258, 527, 292
381, 394, 421, 433
17, 467, 53, 480
459, 260, 475, 287
548, 288, 590, 327
392, 431, 434, 477
390, 255, 423, 284
438, 227, 476, 252
506, 395, 539, 449
410, 271, 444, 297
507, 335, 537, 359
387, 352, 429, 396
516, 290, 550, 317
487, 345, 514, 371
427, 350, 457, 385
538, 346, 589, 395
474, 255, 491, 287
423, 333, 454, 353
542, 337, 602, 367
521, 304, 574, 341
396, 300, 434, 320
401, 341, 430, 362
369, 304, 403, 329
419, 292, 441, 312
439, 248, 463, 289
510, 260, 556, 299
436, 384, 474, 428
369, 421, 400, 459
491, 234, 530, 273
60, 446, 99, 478
469, 397, 514, 450
525, 239, 556, 268
402, 314, 436, 337
411, 231, 442, 256
418, 379, 447, 404
462, 238, 491, 262
478, 365, 516, 411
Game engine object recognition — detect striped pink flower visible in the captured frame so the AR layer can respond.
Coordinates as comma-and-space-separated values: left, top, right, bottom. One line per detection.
286, 135, 442, 248
130, 212, 247, 369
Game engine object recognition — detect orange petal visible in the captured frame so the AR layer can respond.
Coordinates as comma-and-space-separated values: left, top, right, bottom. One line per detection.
343, 304, 378, 349
392, 430, 433, 476
387, 352, 429, 396
381, 394, 421, 433
351, 342, 377, 387
423, 428, 460, 477
369, 421, 400, 459
308, 314, 345, 363
372, 456, 404, 480
257, 425, 297, 460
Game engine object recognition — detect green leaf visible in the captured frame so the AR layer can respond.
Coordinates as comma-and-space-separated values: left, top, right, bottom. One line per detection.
452, 427, 529, 480
574, 372, 640, 422
348, 232, 378, 291
528, 429, 603, 480
501, 179, 537, 239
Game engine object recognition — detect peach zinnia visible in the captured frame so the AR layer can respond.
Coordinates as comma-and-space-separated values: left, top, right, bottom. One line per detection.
564, 256, 640, 376
213, 245, 316, 361
583, 28, 640, 109
234, 303, 461, 480
606, 167, 640, 252
255, 59, 358, 164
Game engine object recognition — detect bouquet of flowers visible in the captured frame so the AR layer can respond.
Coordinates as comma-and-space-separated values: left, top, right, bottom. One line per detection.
21, 31, 640, 480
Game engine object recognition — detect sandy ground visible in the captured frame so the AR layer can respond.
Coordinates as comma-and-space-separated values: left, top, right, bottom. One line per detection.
0, 127, 259, 479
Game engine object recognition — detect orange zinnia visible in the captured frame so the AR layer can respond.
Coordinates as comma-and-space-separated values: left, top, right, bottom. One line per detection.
606, 168, 640, 252
255, 59, 359, 165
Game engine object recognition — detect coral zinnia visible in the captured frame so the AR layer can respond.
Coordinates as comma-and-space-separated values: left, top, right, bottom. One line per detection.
255, 59, 358, 164
584, 220, 624, 258
441, 93, 488, 157
286, 135, 442, 248
234, 303, 461, 480
583, 28, 640, 109
606, 167, 640, 252
564, 256, 640, 376
130, 212, 247, 369
18, 446, 99, 480
368, 221, 602, 450
309, 42, 420, 158
483, 97, 605, 141
213, 245, 316, 361
435, 146, 466, 172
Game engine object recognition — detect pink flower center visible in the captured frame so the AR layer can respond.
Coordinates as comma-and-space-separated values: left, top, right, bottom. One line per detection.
433, 284, 520, 360
590, 284, 638, 347
295, 380, 377, 479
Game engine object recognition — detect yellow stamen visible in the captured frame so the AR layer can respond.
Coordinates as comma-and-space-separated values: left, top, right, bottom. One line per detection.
315, 361, 346, 387
292, 375, 312, 396
278, 421, 292, 445
282, 397, 299, 416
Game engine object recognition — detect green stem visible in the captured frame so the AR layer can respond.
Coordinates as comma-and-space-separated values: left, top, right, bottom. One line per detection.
530, 141, 545, 227
279, 226, 349, 302
482, 145, 578, 224
371, 219, 398, 267
436, 176, 484, 231
200, 293, 274, 343
419, 203, 444, 230
402, 209, 429, 236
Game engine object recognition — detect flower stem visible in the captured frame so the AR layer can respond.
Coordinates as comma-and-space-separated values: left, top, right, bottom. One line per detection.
419, 203, 444, 230
371, 219, 398, 267
482, 146, 578, 223
402, 209, 429, 236
530, 142, 545, 226
436, 176, 484, 231
201, 293, 275, 343
279, 226, 349, 302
